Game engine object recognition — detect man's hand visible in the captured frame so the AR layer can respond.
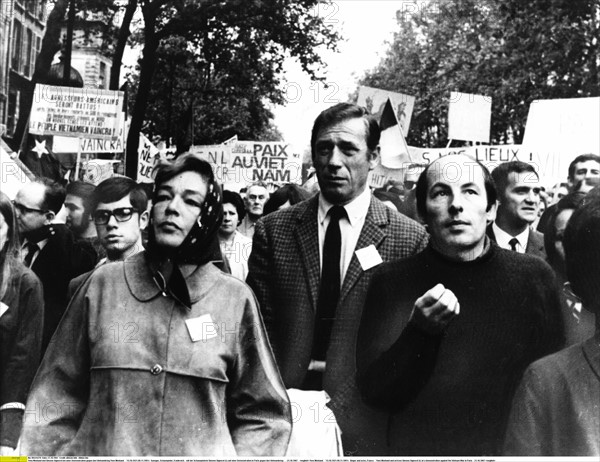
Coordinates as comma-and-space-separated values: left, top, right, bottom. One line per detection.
409, 283, 459, 334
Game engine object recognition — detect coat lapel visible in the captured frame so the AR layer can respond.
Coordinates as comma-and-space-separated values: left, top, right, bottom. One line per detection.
294, 197, 321, 311
339, 198, 387, 303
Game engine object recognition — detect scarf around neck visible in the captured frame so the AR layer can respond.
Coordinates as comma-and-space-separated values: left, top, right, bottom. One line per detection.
145, 179, 223, 309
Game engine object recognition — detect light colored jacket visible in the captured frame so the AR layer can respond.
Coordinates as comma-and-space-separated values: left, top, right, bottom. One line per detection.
21, 252, 291, 456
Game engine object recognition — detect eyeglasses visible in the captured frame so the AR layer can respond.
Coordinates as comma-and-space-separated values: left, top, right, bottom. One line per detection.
12, 200, 47, 215
93, 207, 138, 225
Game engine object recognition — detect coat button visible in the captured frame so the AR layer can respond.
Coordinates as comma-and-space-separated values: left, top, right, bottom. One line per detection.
150, 364, 163, 375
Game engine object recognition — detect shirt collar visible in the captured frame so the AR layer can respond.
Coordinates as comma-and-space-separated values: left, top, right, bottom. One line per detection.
492, 222, 529, 249
318, 187, 371, 227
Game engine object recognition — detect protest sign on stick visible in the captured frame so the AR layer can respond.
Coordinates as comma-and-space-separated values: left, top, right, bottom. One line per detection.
29, 85, 124, 139
368, 98, 413, 188
522, 97, 600, 181
448, 92, 492, 143
190, 141, 302, 192
137, 133, 160, 183
357, 86, 415, 137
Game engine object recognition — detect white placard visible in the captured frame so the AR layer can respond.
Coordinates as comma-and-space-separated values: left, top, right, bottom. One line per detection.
448, 92, 492, 143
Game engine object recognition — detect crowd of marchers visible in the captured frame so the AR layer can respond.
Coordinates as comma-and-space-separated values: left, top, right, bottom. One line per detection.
1, 103, 599, 457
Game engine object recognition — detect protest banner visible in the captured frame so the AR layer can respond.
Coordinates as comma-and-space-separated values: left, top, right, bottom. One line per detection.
29, 85, 124, 139
190, 141, 302, 192
52, 113, 127, 154
448, 92, 492, 143
522, 97, 600, 181
368, 98, 413, 188
357, 86, 415, 136
137, 133, 161, 183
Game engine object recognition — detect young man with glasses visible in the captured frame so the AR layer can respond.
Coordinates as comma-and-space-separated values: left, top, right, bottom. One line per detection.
91, 177, 149, 263
13, 179, 97, 352
68, 177, 149, 297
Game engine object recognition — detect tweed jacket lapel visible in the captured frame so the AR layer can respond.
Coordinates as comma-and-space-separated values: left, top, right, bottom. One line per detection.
525, 228, 545, 258
339, 197, 387, 304
293, 196, 321, 311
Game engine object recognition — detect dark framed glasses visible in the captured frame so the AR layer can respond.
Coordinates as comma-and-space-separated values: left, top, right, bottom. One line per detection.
93, 207, 138, 225
12, 200, 48, 215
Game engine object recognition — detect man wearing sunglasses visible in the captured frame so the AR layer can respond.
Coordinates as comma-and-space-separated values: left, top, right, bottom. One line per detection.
14, 179, 97, 352
68, 177, 149, 297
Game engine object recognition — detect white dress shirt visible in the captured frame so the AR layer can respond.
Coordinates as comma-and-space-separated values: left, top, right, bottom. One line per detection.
492, 222, 529, 253
317, 187, 371, 283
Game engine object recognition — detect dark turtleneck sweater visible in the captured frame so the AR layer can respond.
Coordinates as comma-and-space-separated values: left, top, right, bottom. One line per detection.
357, 243, 564, 456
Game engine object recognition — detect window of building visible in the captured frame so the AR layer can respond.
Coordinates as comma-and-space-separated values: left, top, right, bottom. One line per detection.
24, 28, 33, 77
7, 90, 20, 137
11, 19, 23, 72
99, 61, 107, 89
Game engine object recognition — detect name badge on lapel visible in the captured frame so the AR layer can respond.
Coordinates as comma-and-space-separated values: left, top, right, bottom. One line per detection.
355, 245, 383, 271
185, 314, 219, 342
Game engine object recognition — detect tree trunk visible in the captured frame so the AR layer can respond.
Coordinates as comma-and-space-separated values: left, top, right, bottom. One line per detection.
110, 0, 138, 90
125, 4, 160, 179
11, 0, 69, 150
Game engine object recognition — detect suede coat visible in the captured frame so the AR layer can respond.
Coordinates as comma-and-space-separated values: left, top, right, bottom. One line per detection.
20, 252, 291, 456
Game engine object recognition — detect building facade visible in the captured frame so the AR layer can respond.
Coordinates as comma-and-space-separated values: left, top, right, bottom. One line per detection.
1, 0, 47, 138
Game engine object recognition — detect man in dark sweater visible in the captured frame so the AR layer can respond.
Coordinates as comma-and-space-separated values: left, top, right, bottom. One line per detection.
357, 154, 564, 456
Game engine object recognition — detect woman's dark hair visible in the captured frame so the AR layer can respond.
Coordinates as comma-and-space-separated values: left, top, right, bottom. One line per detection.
222, 190, 245, 224
263, 184, 312, 215
415, 156, 497, 220
0, 192, 21, 298
544, 192, 586, 276
153, 154, 215, 198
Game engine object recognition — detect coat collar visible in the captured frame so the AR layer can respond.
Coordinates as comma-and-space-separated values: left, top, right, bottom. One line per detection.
582, 331, 600, 381
124, 251, 221, 304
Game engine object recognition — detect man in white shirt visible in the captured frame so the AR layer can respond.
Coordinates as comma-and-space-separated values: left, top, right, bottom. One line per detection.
488, 161, 545, 259
247, 103, 428, 454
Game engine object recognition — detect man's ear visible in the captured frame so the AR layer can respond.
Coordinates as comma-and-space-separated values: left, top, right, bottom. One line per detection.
44, 211, 55, 225
368, 146, 381, 171
139, 210, 150, 230
486, 201, 498, 224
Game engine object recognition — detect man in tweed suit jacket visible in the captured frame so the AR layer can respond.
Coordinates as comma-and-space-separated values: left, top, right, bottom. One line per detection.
247, 103, 428, 455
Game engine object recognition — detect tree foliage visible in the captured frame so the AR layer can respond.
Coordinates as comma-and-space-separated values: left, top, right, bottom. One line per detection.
125, 0, 339, 172
360, 0, 600, 147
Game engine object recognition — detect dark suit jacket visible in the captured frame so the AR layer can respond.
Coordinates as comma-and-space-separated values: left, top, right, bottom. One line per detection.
487, 224, 546, 260
30, 224, 97, 351
247, 194, 428, 454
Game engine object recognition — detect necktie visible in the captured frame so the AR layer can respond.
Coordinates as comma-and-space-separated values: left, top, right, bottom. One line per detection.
509, 237, 519, 252
313, 205, 347, 361
23, 241, 40, 267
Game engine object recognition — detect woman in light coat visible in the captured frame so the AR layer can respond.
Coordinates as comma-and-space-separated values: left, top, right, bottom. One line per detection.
21, 155, 291, 456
